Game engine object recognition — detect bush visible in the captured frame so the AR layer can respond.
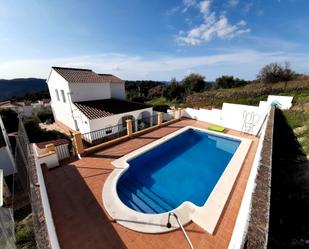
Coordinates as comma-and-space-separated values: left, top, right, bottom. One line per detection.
214, 75, 248, 89
0, 109, 19, 133
181, 73, 206, 93
37, 109, 54, 123
23, 116, 69, 143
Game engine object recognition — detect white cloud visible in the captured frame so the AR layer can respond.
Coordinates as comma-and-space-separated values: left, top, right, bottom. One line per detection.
177, 0, 251, 45
199, 0, 211, 14
182, 0, 197, 12
228, 0, 239, 7
1, 50, 308, 81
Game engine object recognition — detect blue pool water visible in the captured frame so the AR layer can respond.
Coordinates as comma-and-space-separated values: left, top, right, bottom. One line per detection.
117, 128, 240, 214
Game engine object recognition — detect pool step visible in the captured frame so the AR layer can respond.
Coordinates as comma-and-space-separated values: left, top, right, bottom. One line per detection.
128, 177, 174, 211
117, 177, 174, 214
118, 182, 157, 213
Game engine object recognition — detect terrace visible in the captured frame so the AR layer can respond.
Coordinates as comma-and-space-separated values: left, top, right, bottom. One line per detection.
42, 118, 259, 249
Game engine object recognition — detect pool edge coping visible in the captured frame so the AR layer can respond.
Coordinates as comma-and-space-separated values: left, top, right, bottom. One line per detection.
102, 126, 252, 234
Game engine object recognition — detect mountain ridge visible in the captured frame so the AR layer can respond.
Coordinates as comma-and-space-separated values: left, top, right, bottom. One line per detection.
0, 78, 47, 101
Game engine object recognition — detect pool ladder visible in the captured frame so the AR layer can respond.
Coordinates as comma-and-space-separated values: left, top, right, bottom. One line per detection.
166, 212, 194, 249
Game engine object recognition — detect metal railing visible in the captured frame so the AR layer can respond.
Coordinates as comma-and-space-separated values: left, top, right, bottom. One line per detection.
54, 144, 70, 161
80, 113, 174, 149
166, 212, 194, 249
163, 113, 173, 123
81, 124, 127, 148
133, 115, 158, 132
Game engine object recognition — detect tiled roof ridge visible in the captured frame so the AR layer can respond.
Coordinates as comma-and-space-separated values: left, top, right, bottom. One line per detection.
52, 66, 124, 84
52, 66, 92, 72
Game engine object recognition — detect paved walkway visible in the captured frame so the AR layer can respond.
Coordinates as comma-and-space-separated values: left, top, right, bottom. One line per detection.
43, 119, 259, 249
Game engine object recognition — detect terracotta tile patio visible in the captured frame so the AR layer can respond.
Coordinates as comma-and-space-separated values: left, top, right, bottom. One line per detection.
43, 119, 259, 249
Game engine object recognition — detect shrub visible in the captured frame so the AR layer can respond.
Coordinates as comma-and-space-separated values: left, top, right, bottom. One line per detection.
0, 109, 18, 133
37, 109, 54, 123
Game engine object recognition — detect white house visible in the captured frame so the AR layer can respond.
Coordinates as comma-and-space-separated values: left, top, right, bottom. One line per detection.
0, 116, 15, 177
46, 67, 153, 142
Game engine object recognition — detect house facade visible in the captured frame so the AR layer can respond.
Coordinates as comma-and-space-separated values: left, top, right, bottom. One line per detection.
47, 67, 153, 137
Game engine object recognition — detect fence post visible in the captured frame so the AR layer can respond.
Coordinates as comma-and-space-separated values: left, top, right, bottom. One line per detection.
72, 131, 85, 156
126, 119, 133, 137
158, 112, 163, 126
172, 109, 176, 119
177, 108, 182, 120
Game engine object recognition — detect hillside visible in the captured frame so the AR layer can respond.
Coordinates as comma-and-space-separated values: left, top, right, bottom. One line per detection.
185, 79, 309, 108
0, 78, 47, 101
183, 79, 309, 156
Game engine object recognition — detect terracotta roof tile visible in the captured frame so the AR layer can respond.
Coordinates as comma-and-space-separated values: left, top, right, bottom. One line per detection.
74, 99, 151, 120
52, 67, 123, 84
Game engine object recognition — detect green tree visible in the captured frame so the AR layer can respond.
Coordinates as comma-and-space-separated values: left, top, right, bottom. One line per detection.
214, 75, 248, 89
257, 62, 296, 84
182, 73, 206, 94
0, 109, 19, 133
163, 78, 185, 101
148, 85, 164, 99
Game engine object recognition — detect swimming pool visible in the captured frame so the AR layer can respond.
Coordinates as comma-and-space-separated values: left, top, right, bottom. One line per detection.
117, 128, 240, 214
103, 126, 252, 234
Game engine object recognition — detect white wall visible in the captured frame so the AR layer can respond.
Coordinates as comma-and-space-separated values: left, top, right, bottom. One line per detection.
32, 144, 60, 249
110, 83, 126, 100
267, 95, 293, 109
183, 101, 272, 136
33, 145, 59, 169
72, 107, 91, 134
47, 70, 76, 130
89, 107, 153, 132
228, 109, 271, 249
69, 83, 111, 102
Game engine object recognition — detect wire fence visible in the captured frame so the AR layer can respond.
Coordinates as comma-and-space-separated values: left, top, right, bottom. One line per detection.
0, 207, 15, 249
81, 123, 127, 148
14, 117, 52, 249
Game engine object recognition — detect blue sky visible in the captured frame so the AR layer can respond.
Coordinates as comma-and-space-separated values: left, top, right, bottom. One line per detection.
0, 0, 309, 80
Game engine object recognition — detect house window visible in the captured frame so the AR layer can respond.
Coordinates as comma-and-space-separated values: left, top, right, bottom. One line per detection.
105, 127, 112, 135
61, 90, 66, 103
55, 89, 60, 101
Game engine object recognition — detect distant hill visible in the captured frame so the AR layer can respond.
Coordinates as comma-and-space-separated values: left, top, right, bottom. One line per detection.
0, 78, 47, 101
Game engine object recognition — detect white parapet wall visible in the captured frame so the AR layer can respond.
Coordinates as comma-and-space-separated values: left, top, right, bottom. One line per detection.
32, 144, 61, 249
227, 108, 272, 249
267, 95, 293, 109
33, 144, 59, 169
182, 95, 292, 136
